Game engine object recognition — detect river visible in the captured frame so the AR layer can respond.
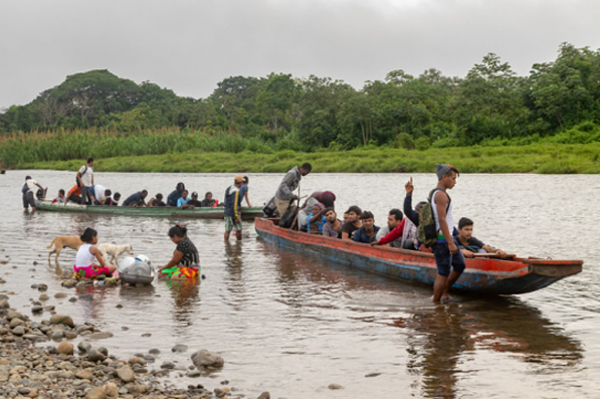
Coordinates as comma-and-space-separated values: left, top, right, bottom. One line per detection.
0, 170, 598, 398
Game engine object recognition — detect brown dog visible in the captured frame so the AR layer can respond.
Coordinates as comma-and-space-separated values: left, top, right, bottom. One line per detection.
47, 236, 84, 263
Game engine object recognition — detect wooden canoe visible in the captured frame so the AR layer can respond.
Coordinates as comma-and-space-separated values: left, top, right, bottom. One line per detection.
35, 199, 263, 220
254, 217, 583, 295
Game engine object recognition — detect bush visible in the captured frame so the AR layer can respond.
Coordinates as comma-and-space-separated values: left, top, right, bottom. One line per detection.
415, 137, 431, 151
394, 133, 415, 150
432, 137, 461, 148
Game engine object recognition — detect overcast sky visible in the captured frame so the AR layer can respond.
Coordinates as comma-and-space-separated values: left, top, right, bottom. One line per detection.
1, 0, 599, 109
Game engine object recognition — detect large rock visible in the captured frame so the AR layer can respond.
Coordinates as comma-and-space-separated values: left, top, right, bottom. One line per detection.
257, 392, 270, 399
56, 342, 74, 355
116, 365, 134, 383
0, 299, 9, 309
104, 382, 118, 398
191, 349, 225, 369
12, 326, 24, 336
49, 314, 75, 328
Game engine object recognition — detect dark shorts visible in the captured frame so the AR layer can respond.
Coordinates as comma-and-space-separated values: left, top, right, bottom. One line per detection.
432, 238, 466, 277
22, 191, 35, 209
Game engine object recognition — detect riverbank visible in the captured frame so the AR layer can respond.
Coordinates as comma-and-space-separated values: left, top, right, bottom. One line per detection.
0, 279, 269, 399
15, 143, 600, 174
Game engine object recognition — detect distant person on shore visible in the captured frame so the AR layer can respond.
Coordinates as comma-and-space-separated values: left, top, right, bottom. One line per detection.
323, 208, 343, 238
177, 190, 190, 207
224, 175, 245, 241
200, 192, 217, 207
373, 209, 405, 248
454, 217, 508, 258
167, 183, 185, 207
148, 193, 165, 207
123, 190, 148, 207
341, 206, 362, 241
158, 224, 200, 280
77, 158, 94, 205
353, 211, 380, 244
73, 228, 116, 279
274, 163, 312, 219
105, 192, 121, 206
187, 192, 203, 207
22, 175, 44, 212
242, 176, 252, 208
431, 164, 465, 304
52, 189, 66, 204
64, 185, 82, 205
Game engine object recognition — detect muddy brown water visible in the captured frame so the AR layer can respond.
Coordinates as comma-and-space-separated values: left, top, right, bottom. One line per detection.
0, 170, 597, 398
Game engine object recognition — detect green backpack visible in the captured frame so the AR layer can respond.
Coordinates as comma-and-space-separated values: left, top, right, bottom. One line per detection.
417, 188, 451, 248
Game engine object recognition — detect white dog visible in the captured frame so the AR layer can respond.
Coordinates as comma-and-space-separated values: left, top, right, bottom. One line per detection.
97, 243, 134, 266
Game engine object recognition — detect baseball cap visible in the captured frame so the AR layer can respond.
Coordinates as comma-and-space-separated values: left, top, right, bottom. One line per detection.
234, 174, 244, 183
191, 191, 198, 197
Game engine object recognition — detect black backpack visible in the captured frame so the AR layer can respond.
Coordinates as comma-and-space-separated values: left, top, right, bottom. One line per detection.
278, 207, 298, 229
76, 165, 88, 187
263, 197, 277, 218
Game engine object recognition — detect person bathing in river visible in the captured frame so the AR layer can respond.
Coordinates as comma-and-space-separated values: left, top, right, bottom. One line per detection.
158, 224, 200, 280
341, 206, 362, 242
353, 211, 380, 244
454, 217, 508, 258
73, 228, 116, 279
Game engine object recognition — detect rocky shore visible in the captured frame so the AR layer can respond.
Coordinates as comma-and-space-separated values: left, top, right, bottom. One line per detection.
0, 284, 270, 399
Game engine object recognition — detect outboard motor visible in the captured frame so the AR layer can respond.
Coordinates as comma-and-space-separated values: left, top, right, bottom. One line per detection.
119, 255, 155, 285
263, 196, 277, 218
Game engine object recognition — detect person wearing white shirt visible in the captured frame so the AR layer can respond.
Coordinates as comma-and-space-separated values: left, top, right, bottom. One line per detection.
22, 175, 44, 212
77, 158, 94, 205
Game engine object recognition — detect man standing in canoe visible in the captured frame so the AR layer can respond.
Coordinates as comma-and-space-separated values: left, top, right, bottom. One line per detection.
77, 158, 94, 205
431, 163, 465, 303
274, 163, 312, 218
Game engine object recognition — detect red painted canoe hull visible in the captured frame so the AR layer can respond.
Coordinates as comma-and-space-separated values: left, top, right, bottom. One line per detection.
254, 218, 583, 295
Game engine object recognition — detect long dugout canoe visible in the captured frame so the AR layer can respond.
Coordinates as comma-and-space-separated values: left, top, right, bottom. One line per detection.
254, 217, 583, 295
35, 200, 263, 220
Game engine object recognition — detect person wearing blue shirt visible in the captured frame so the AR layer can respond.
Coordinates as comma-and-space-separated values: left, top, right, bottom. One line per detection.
123, 190, 148, 207
353, 211, 380, 243
306, 202, 327, 233
167, 182, 185, 207
177, 190, 191, 207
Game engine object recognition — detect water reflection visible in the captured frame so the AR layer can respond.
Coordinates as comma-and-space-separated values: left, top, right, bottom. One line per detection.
391, 297, 583, 398
163, 279, 200, 330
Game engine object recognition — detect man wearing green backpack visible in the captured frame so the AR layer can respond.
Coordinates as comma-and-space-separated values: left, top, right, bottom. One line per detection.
429, 163, 465, 303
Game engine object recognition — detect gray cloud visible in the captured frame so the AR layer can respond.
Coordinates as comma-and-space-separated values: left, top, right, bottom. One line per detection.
1, 0, 599, 109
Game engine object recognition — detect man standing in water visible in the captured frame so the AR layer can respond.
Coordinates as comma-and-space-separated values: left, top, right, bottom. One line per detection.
431, 164, 465, 303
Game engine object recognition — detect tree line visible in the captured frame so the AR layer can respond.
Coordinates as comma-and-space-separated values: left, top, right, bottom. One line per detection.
1, 43, 599, 151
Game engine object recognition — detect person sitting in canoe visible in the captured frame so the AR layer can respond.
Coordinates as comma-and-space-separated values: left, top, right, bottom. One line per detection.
306, 202, 327, 234
353, 211, 380, 244
177, 190, 191, 208
322, 208, 343, 238
148, 193, 166, 207
454, 217, 508, 258
186, 192, 203, 207
200, 192, 217, 207
73, 228, 117, 279
105, 192, 120, 206
167, 182, 185, 207
64, 184, 83, 205
341, 206, 362, 241
123, 190, 148, 207
52, 189, 66, 204
373, 209, 405, 248
158, 224, 200, 280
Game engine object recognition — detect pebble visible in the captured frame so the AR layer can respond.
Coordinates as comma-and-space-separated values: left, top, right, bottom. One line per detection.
149, 348, 160, 355
78, 341, 92, 353
56, 342, 74, 355
12, 326, 25, 336
172, 344, 188, 353
51, 330, 64, 341
257, 392, 271, 399
49, 314, 75, 328
186, 370, 201, 378
160, 362, 175, 369
37, 283, 48, 292
75, 368, 94, 380
87, 350, 106, 362
69, 297, 78, 302
191, 349, 225, 369
54, 292, 68, 299
328, 383, 343, 390
116, 365, 134, 383
39, 293, 50, 301
86, 386, 106, 399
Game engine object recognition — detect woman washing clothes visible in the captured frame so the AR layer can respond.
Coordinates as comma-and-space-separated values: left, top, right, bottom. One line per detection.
73, 228, 117, 279
158, 224, 200, 280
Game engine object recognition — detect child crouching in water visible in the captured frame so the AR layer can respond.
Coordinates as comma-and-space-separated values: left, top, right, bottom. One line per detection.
74, 228, 116, 279
158, 224, 200, 280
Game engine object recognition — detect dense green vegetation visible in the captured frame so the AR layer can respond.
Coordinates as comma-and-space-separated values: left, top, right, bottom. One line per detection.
1, 42, 600, 173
